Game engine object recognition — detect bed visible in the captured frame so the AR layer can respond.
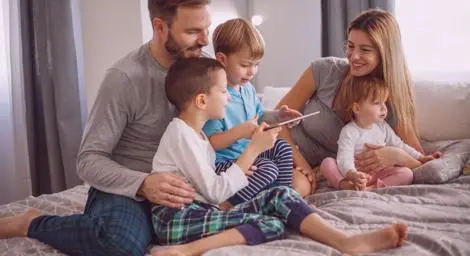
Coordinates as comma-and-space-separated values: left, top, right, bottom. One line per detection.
1, 164, 469, 256
2, 78, 470, 255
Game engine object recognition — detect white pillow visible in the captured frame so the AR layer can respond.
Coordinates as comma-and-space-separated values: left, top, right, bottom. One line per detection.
261, 86, 291, 110
262, 79, 470, 142
414, 79, 470, 141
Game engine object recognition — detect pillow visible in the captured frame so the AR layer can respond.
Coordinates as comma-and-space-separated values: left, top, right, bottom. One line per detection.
261, 86, 290, 110
413, 139, 470, 184
414, 79, 470, 141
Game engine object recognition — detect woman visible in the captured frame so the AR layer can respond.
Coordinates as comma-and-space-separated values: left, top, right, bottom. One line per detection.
277, 9, 425, 193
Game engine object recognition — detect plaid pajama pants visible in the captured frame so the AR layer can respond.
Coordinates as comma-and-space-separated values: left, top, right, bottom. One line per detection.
28, 187, 154, 256
216, 139, 293, 205
152, 185, 313, 245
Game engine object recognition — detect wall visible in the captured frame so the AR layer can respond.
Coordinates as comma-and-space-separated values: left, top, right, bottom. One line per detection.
81, 0, 322, 109
82, 0, 248, 112
252, 0, 322, 91
80, 0, 143, 112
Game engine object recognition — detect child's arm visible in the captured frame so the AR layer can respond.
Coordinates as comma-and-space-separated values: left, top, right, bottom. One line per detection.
383, 123, 441, 165
208, 115, 259, 150
170, 129, 249, 205
263, 106, 303, 125
336, 125, 360, 176
383, 123, 423, 160
171, 124, 279, 205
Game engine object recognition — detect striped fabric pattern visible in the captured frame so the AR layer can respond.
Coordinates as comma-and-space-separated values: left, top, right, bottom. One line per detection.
215, 139, 293, 205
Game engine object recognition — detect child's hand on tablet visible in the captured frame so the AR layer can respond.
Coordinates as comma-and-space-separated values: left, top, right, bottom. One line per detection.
278, 105, 302, 128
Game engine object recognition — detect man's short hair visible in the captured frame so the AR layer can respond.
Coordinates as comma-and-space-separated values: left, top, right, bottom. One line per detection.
212, 18, 265, 59
148, 0, 210, 25
166, 57, 225, 112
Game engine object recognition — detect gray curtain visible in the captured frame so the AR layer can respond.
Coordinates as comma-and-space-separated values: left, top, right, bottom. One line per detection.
20, 0, 83, 195
321, 0, 396, 57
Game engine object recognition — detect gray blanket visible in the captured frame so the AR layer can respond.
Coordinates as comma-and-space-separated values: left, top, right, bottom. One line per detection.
1, 176, 470, 256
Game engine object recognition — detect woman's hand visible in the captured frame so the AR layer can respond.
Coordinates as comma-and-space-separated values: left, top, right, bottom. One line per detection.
292, 151, 316, 194
354, 144, 405, 173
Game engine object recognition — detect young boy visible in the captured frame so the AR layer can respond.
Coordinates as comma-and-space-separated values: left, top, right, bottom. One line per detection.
203, 18, 310, 205
320, 76, 440, 190
151, 57, 408, 256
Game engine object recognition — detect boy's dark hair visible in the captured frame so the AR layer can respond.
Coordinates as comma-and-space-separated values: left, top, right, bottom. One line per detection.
148, 0, 210, 25
166, 57, 225, 112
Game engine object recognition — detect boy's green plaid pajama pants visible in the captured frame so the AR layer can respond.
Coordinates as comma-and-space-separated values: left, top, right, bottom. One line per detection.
152, 185, 314, 245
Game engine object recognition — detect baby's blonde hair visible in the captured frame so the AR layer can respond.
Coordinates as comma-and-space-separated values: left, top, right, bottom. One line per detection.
343, 76, 389, 122
212, 18, 265, 59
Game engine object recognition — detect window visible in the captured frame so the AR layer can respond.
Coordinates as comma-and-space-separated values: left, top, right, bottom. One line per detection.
395, 0, 470, 74
0, 0, 11, 94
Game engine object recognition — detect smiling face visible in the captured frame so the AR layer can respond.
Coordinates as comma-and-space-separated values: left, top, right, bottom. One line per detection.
346, 29, 380, 77
161, 5, 211, 58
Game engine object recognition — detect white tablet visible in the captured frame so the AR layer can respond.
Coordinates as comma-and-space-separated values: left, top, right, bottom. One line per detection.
264, 111, 320, 131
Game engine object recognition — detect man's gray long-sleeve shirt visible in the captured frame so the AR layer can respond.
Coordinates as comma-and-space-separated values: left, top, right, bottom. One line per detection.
77, 43, 176, 199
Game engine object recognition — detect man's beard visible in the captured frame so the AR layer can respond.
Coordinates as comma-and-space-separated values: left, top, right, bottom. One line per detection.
165, 31, 203, 59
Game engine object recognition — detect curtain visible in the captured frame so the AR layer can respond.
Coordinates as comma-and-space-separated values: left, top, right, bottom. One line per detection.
321, 0, 396, 57
19, 0, 84, 196
0, 0, 19, 204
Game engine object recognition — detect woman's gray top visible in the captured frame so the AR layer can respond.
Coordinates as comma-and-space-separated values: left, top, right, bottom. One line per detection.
290, 57, 395, 167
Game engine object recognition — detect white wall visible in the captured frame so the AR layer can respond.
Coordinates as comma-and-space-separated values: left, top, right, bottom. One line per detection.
80, 0, 143, 112
81, 0, 322, 109
252, 0, 322, 91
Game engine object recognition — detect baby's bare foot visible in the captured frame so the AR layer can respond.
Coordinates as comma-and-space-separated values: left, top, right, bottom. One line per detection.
0, 208, 41, 239
342, 224, 408, 255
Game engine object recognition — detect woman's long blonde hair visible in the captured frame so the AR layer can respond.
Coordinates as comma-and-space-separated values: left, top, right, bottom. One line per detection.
333, 9, 417, 135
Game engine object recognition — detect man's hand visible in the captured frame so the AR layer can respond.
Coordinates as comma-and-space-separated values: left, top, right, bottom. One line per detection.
138, 172, 195, 208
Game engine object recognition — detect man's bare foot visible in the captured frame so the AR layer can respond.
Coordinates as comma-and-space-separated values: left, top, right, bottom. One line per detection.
341, 224, 408, 255
0, 208, 41, 239
152, 245, 189, 256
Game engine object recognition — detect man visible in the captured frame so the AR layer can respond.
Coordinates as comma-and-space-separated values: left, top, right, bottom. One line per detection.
0, 1, 211, 255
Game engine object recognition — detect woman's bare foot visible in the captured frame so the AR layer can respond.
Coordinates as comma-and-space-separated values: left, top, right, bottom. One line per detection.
152, 245, 189, 256
0, 208, 41, 239
341, 224, 408, 255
